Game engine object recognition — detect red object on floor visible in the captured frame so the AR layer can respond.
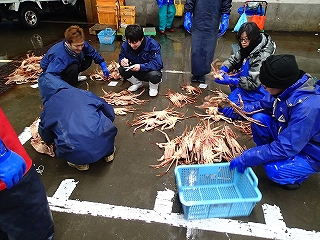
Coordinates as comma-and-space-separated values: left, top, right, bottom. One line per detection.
160, 30, 165, 35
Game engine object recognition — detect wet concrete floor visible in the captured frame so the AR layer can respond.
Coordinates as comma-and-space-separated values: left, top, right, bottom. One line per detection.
0, 19, 320, 240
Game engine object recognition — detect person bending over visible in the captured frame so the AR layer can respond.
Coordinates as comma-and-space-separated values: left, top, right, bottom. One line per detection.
38, 73, 117, 171
41, 25, 110, 86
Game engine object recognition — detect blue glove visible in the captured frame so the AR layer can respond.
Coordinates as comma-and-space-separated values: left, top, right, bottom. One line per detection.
99, 62, 110, 78
184, 12, 192, 34
220, 65, 229, 73
229, 155, 247, 173
0, 139, 26, 189
156, 0, 163, 8
218, 107, 240, 119
218, 14, 230, 38
215, 74, 240, 85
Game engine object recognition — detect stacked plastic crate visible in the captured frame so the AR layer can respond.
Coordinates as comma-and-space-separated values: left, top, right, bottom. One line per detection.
119, 5, 136, 26
96, 0, 124, 29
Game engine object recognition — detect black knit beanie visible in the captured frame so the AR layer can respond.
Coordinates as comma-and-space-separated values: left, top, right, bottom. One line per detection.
259, 54, 300, 89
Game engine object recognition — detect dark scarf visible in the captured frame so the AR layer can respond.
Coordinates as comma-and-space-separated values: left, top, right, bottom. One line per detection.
64, 41, 82, 62
233, 34, 262, 71
130, 37, 146, 54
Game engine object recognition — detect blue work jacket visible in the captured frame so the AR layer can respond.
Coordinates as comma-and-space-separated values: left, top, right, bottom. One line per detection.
118, 36, 163, 72
242, 73, 320, 168
38, 73, 117, 164
40, 40, 104, 76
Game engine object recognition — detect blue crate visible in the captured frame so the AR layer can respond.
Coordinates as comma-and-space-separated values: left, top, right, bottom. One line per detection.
98, 28, 116, 45
174, 162, 262, 220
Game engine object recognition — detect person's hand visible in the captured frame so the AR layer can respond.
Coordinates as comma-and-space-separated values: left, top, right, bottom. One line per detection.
120, 58, 129, 67
218, 14, 230, 38
218, 107, 239, 119
0, 140, 26, 189
99, 62, 110, 78
229, 155, 246, 173
215, 74, 239, 85
156, 0, 163, 8
220, 65, 229, 73
184, 12, 192, 34
129, 64, 140, 72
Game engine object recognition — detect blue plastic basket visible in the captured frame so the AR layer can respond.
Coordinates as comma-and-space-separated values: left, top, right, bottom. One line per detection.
174, 162, 262, 220
97, 28, 116, 45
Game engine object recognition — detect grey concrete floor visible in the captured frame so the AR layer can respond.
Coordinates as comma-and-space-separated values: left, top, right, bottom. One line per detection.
0, 19, 320, 240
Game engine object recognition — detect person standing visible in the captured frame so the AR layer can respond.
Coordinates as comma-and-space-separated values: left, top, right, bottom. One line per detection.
223, 55, 320, 190
118, 24, 163, 97
40, 25, 110, 87
184, 0, 232, 83
0, 108, 54, 239
38, 73, 118, 171
214, 22, 276, 113
156, 0, 176, 35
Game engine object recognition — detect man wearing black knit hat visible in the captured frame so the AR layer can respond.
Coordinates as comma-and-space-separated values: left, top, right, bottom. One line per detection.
222, 54, 320, 190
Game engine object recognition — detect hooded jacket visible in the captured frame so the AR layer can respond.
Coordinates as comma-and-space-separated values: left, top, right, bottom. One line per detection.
223, 33, 276, 91
38, 73, 117, 164
241, 74, 320, 169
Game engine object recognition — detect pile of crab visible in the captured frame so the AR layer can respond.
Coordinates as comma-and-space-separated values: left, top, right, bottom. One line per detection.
150, 121, 246, 176
5, 54, 43, 85
89, 60, 122, 81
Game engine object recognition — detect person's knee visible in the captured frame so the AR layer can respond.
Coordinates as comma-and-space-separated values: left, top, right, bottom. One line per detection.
119, 67, 132, 80
147, 71, 162, 84
81, 57, 93, 71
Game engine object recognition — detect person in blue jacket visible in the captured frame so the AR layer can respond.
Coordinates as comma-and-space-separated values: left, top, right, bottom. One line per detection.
118, 24, 163, 97
184, 0, 232, 83
37, 72, 118, 171
156, 0, 176, 35
223, 54, 320, 190
40, 25, 110, 87
214, 22, 276, 109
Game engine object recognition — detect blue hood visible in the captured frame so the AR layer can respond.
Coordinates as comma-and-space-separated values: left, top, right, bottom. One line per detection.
38, 72, 71, 104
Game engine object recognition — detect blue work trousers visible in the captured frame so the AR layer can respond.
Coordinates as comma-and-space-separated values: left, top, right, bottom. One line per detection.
0, 166, 54, 240
158, 4, 176, 31
251, 113, 318, 185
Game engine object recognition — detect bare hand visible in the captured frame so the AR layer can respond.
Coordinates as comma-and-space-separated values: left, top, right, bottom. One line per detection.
131, 64, 140, 72
120, 58, 129, 67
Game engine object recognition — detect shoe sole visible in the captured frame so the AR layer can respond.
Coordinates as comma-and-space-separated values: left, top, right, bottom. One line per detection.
128, 83, 143, 92
67, 161, 89, 171
105, 147, 116, 162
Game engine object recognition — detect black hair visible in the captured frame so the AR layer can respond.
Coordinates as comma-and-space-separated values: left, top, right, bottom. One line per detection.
125, 24, 144, 43
237, 22, 261, 42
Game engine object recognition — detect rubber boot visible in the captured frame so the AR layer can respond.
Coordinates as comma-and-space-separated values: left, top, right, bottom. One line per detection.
127, 76, 143, 92
149, 82, 159, 97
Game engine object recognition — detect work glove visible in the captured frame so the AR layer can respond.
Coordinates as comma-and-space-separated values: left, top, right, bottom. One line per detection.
229, 155, 247, 173
99, 62, 110, 78
218, 14, 230, 38
215, 74, 240, 85
218, 107, 240, 120
184, 12, 192, 34
156, 0, 163, 8
0, 139, 26, 189
220, 65, 229, 73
